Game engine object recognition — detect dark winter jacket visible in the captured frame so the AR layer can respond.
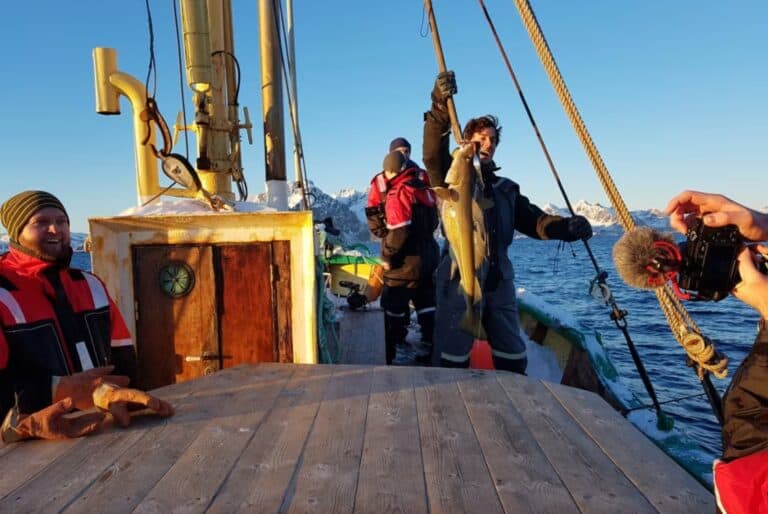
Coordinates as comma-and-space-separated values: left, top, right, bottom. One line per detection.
365, 163, 431, 240
713, 322, 768, 513
422, 107, 572, 286
377, 168, 439, 288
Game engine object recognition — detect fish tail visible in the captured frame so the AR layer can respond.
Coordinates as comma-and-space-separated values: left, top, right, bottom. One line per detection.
459, 311, 487, 340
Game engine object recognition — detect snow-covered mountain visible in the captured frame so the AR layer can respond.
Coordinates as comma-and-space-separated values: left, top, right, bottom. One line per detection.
2, 190, 764, 253
250, 181, 371, 242
542, 200, 670, 231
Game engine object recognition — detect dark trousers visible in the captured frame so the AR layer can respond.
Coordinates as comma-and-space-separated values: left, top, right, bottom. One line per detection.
380, 283, 436, 365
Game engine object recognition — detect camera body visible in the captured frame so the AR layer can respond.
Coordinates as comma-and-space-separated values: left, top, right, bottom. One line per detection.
677, 218, 742, 301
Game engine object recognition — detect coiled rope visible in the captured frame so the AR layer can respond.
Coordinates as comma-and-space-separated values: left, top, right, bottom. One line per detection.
510, 0, 728, 410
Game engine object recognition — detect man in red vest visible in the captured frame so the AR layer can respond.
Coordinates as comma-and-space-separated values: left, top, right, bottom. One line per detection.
366, 151, 439, 365
366, 139, 438, 364
0, 190, 172, 443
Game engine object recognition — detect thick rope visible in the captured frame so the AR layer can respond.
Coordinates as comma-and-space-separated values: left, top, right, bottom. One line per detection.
512, 0, 728, 380
477, 0, 672, 429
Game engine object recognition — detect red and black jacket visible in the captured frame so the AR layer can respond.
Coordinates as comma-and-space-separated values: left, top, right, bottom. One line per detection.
0, 248, 136, 416
365, 163, 430, 240
713, 322, 768, 513
380, 167, 439, 288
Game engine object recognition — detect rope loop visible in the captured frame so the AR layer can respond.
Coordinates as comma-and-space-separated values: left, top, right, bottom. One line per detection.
681, 330, 729, 379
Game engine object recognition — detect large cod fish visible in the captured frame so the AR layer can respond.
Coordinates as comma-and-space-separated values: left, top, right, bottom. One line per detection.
433, 143, 491, 339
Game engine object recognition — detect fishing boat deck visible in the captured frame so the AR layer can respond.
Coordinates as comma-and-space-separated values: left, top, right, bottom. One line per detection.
1, 363, 711, 513
337, 304, 385, 365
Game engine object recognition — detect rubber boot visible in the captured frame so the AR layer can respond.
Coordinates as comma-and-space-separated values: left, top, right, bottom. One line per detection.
415, 309, 435, 366
439, 357, 470, 369
493, 355, 527, 375
384, 311, 408, 365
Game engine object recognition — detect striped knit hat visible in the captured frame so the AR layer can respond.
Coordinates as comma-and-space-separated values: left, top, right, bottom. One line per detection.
1, 191, 69, 243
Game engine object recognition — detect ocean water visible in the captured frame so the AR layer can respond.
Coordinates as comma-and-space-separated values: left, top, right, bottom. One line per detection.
509, 231, 756, 461
72, 231, 758, 462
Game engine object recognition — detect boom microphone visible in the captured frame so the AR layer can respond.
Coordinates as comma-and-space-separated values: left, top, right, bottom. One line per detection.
613, 227, 680, 290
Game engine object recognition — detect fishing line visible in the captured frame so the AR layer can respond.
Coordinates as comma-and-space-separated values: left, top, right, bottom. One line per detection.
476, 0, 673, 430
419, 6, 430, 37
211, 51, 241, 105
141, 183, 176, 208
273, 0, 311, 210
143, 0, 158, 99
172, 0, 191, 159
211, 50, 248, 200
622, 392, 707, 414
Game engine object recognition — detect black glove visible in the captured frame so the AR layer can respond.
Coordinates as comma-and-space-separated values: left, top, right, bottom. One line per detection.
565, 215, 593, 241
431, 71, 457, 109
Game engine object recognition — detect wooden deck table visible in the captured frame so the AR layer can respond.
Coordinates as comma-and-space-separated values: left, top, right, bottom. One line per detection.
0, 363, 712, 513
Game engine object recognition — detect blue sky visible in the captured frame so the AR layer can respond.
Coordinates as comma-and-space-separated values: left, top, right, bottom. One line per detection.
0, 1, 764, 232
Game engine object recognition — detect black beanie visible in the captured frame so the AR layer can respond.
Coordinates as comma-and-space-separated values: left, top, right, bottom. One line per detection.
382, 151, 407, 174
1, 191, 69, 243
388, 137, 411, 153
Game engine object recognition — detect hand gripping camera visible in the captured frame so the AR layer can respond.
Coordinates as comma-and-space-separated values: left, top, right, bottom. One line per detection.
613, 218, 767, 301
676, 219, 743, 301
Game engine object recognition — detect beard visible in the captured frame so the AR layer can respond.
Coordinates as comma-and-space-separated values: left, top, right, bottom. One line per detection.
17, 234, 73, 263
37, 241, 72, 262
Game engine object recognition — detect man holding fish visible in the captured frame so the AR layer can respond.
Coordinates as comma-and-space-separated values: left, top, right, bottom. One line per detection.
423, 71, 593, 373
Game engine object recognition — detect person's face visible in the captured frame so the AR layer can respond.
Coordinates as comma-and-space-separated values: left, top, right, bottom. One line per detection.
18, 207, 71, 260
395, 146, 411, 161
469, 127, 498, 163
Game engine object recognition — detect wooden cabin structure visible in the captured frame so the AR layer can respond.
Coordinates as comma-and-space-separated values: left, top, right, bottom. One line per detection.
89, 211, 316, 390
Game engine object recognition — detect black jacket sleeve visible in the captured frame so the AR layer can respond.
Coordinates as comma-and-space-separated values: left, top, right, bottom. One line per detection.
365, 205, 388, 239
510, 193, 550, 240
381, 226, 409, 267
0, 369, 13, 420
721, 322, 768, 461
111, 345, 139, 389
423, 107, 452, 188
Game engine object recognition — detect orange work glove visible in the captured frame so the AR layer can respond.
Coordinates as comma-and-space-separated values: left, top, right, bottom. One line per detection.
92, 383, 174, 427
1, 398, 107, 443
53, 366, 131, 411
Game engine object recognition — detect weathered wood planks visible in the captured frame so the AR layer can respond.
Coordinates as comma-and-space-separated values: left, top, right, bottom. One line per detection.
0, 364, 712, 513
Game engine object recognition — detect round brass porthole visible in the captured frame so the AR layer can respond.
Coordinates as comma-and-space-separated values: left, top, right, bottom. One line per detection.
159, 261, 195, 298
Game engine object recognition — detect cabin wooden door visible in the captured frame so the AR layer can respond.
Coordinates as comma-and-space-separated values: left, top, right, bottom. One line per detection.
132, 242, 293, 390
133, 245, 218, 390
215, 242, 292, 367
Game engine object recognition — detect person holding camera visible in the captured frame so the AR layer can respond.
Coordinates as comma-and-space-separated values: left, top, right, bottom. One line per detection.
665, 190, 768, 513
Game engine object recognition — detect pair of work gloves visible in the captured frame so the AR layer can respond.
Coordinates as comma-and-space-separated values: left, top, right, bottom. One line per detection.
2, 366, 174, 442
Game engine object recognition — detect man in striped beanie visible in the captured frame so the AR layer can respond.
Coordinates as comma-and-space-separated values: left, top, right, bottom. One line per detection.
1, 190, 71, 262
0, 190, 173, 443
